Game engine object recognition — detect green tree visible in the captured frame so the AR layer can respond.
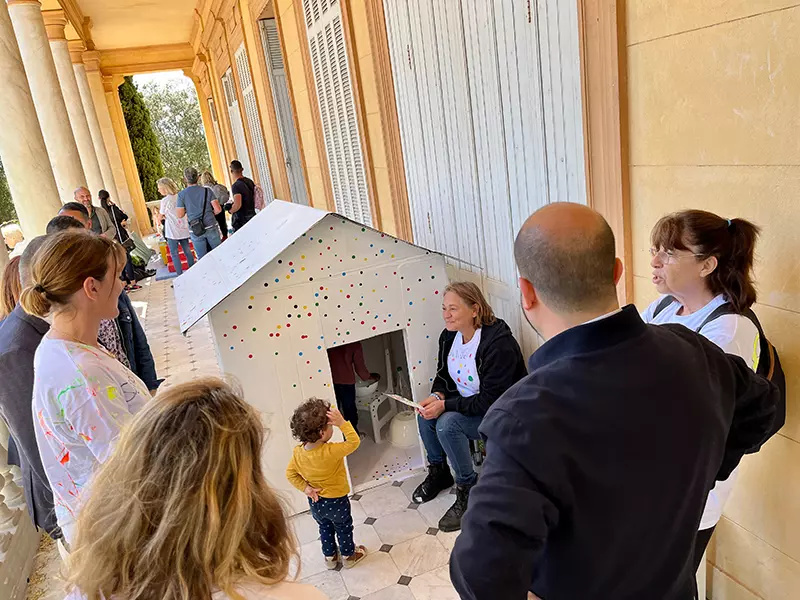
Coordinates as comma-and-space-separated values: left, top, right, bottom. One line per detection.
138, 76, 211, 188
118, 76, 164, 204
0, 160, 18, 224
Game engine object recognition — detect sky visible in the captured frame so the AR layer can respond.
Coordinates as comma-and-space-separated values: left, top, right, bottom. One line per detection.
133, 70, 193, 90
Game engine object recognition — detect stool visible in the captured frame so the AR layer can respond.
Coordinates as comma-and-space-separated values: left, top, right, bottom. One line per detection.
356, 393, 397, 444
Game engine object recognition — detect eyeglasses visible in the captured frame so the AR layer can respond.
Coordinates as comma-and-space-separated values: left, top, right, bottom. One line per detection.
649, 248, 704, 264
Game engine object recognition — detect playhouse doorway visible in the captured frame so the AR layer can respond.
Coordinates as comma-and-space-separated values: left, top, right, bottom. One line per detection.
329, 330, 424, 492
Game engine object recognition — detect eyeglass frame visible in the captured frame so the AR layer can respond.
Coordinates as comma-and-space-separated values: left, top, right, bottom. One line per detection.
649, 247, 705, 265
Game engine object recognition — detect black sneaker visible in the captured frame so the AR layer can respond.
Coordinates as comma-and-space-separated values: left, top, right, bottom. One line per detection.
412, 462, 454, 504
438, 480, 475, 532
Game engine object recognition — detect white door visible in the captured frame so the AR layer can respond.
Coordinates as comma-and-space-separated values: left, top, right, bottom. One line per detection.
207, 97, 230, 187
259, 18, 309, 206
384, 0, 586, 355
302, 0, 371, 226
234, 43, 275, 202
221, 68, 253, 179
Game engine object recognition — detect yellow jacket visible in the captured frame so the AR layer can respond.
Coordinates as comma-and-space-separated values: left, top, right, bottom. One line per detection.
286, 421, 360, 499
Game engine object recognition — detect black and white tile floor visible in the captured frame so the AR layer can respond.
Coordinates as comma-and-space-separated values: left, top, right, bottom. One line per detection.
291, 475, 460, 600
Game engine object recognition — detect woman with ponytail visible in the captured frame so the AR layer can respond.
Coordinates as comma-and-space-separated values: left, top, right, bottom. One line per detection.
20, 230, 150, 548
641, 209, 762, 571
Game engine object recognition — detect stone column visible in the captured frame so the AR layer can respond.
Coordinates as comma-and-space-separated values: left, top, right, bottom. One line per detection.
82, 50, 138, 229
7, 0, 85, 204
43, 9, 104, 198
0, 0, 61, 236
71, 41, 117, 198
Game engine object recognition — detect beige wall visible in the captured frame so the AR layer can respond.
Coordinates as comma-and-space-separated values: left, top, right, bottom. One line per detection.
627, 2, 800, 597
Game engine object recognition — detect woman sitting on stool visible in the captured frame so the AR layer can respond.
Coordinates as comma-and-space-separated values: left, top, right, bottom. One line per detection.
413, 282, 526, 532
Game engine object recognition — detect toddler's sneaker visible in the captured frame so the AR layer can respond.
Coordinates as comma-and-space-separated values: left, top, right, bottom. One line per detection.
343, 545, 367, 569
325, 551, 340, 570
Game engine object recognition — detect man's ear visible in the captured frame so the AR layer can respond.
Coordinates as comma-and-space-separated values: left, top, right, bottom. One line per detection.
613, 258, 624, 286
519, 277, 537, 311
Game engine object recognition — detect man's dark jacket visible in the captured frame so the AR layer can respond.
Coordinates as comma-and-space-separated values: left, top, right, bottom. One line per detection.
451, 306, 781, 600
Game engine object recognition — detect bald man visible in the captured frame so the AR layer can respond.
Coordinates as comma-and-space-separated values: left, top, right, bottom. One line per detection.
451, 203, 780, 600
73, 187, 115, 239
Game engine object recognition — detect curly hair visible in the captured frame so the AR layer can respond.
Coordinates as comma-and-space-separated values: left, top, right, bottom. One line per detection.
290, 397, 330, 444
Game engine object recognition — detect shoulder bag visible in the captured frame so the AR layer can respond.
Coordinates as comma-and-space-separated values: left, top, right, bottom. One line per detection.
189, 188, 209, 237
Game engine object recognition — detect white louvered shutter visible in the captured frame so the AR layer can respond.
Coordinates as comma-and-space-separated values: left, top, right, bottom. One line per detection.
302, 0, 371, 226
234, 44, 275, 201
221, 68, 252, 178
259, 18, 308, 205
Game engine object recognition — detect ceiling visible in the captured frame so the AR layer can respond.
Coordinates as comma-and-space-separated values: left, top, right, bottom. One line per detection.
72, 0, 198, 49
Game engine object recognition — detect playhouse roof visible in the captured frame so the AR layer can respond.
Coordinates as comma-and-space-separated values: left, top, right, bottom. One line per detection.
173, 201, 440, 333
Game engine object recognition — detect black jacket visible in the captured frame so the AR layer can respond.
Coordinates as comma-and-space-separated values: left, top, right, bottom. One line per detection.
117, 291, 160, 390
431, 319, 527, 417
451, 306, 780, 600
0, 305, 59, 537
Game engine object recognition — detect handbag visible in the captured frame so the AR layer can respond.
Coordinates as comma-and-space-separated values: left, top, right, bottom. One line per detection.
189, 188, 209, 237
111, 207, 136, 251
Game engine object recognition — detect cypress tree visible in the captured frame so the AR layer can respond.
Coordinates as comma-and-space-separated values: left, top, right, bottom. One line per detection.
0, 160, 18, 224
118, 76, 165, 204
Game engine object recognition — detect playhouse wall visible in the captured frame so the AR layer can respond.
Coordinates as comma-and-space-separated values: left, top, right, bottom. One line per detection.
208, 218, 447, 513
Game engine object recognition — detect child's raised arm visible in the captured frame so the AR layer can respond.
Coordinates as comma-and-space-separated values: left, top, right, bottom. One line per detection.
327, 407, 361, 457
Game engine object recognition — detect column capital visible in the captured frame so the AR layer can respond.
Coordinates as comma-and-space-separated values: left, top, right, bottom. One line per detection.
83, 49, 101, 73
42, 8, 67, 40
68, 39, 86, 64
102, 74, 125, 93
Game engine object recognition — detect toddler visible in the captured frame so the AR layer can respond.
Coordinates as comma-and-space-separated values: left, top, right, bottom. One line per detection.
286, 398, 366, 569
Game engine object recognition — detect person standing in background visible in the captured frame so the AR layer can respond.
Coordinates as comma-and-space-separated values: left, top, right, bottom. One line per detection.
98, 190, 139, 292
228, 160, 257, 232
74, 187, 115, 240
326, 342, 379, 437
176, 167, 222, 259
0, 256, 21, 322
157, 178, 195, 276
642, 209, 770, 574
200, 171, 230, 241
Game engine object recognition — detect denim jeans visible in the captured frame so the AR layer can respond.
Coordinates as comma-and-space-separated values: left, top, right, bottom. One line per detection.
309, 495, 355, 557
190, 225, 222, 260
418, 411, 483, 486
166, 238, 195, 276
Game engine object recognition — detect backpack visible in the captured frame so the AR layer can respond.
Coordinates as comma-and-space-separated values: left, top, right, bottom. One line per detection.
653, 296, 786, 437
253, 183, 266, 211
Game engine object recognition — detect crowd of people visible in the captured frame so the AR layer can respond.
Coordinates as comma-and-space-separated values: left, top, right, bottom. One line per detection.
0, 200, 785, 600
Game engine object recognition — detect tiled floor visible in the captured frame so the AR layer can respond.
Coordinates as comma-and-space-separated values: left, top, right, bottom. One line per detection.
291, 474, 460, 599
24, 277, 460, 599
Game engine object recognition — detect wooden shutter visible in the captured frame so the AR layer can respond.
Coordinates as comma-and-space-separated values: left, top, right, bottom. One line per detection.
207, 97, 230, 186
221, 68, 253, 178
259, 18, 308, 205
234, 43, 275, 201
302, 0, 371, 226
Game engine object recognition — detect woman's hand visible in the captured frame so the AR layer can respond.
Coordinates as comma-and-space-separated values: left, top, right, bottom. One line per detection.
419, 398, 445, 420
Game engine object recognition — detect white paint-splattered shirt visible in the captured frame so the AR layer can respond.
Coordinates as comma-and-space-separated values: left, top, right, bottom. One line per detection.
448, 329, 482, 397
33, 337, 149, 545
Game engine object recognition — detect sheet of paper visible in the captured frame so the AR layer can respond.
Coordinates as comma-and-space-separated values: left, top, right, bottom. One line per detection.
385, 393, 423, 410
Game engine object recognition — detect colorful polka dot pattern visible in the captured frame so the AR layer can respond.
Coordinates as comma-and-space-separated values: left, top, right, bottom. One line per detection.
210, 216, 447, 410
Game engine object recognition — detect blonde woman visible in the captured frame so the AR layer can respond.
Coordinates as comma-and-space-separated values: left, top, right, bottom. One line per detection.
157, 177, 194, 276
65, 378, 327, 600
201, 170, 230, 240
20, 230, 150, 546
413, 282, 527, 532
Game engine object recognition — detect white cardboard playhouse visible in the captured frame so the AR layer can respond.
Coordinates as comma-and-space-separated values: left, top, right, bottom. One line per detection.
174, 201, 448, 515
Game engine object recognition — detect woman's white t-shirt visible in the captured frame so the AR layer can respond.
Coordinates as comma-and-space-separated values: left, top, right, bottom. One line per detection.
64, 580, 328, 600
33, 337, 150, 545
448, 329, 482, 397
641, 294, 761, 530
160, 193, 191, 240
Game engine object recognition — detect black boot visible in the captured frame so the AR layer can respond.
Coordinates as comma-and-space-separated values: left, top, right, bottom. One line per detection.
438, 481, 475, 532
412, 462, 454, 504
